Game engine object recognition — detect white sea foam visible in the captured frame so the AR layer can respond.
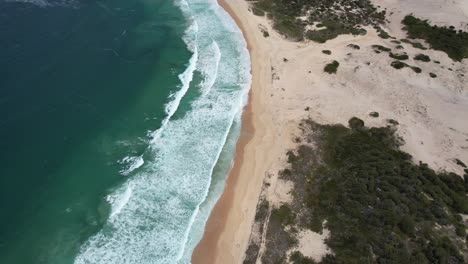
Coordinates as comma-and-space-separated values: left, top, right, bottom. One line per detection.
118, 155, 144, 176
106, 183, 133, 219
150, 20, 198, 142
199, 40, 221, 94
75, 0, 251, 263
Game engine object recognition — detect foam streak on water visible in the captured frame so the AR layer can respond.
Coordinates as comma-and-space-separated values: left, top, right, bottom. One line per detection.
74, 0, 251, 263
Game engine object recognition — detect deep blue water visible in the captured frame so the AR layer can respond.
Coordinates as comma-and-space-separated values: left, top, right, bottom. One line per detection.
0, 0, 191, 262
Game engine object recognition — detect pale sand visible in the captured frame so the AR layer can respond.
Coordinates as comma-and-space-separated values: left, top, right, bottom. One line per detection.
193, 0, 468, 262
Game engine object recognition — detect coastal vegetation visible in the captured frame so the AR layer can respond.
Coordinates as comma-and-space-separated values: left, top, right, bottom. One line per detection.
347, 44, 360, 50
389, 52, 409, 60
390, 61, 422, 73
324, 61, 340, 74
248, 0, 386, 41
372, 45, 391, 53
390, 60, 409, 69
402, 15, 468, 61
244, 118, 468, 263
414, 53, 431, 62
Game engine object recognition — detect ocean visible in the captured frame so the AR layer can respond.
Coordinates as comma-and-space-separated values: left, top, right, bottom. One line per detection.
0, 0, 250, 263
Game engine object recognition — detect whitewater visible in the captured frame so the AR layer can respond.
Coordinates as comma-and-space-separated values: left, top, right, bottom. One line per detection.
74, 0, 251, 263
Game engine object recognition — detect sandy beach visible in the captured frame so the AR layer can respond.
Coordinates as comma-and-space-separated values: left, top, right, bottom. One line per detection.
193, 0, 468, 262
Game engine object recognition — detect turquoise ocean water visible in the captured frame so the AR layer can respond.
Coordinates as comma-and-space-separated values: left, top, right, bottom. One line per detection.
0, 0, 250, 263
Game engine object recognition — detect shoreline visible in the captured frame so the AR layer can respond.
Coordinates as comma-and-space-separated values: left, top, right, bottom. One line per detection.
192, 0, 468, 262
192, 0, 265, 262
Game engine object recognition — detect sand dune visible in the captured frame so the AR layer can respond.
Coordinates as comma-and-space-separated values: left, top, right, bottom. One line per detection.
192, 0, 468, 262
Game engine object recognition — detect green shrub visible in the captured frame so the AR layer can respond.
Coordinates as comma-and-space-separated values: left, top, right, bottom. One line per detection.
411, 66, 422, 73
401, 38, 427, 50
290, 251, 316, 264
281, 118, 468, 263
455, 159, 467, 168
391, 60, 409, 69
348, 117, 364, 129
429, 72, 437, 78
252, 7, 265, 16
324, 60, 340, 74
399, 215, 415, 235
402, 15, 468, 61
347, 44, 360, 50
387, 118, 399, 125
389, 52, 409, 60
414, 53, 431, 62
456, 225, 467, 237
272, 204, 295, 226
372, 45, 391, 52
378, 29, 391, 39
322, 50, 332, 55
251, 0, 386, 44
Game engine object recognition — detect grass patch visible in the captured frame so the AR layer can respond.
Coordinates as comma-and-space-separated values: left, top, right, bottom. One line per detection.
324, 60, 339, 74
402, 15, 468, 61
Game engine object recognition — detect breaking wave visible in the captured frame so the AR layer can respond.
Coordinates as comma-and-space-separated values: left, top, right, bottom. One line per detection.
74, 0, 250, 263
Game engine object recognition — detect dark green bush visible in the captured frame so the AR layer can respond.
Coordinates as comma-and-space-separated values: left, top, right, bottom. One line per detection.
378, 29, 391, 39
272, 204, 295, 226
322, 50, 332, 55
402, 15, 468, 61
372, 44, 391, 52
391, 60, 409, 69
411, 66, 422, 73
348, 117, 365, 129
347, 44, 360, 50
390, 52, 409, 60
251, 0, 386, 43
414, 53, 431, 62
456, 159, 467, 168
290, 251, 316, 264
429, 72, 437, 78
324, 60, 339, 74
280, 118, 468, 263
401, 38, 427, 50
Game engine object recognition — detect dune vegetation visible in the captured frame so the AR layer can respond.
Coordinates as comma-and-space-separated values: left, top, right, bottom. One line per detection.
245, 118, 468, 264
